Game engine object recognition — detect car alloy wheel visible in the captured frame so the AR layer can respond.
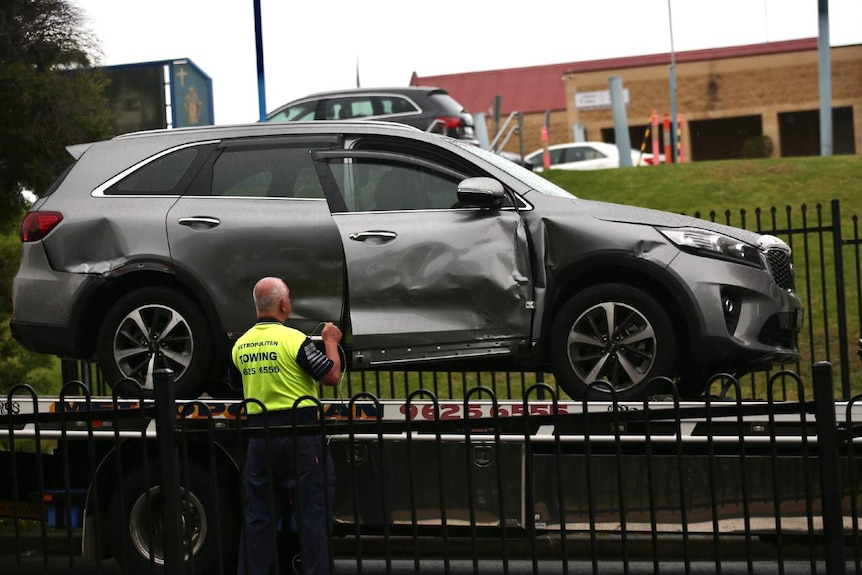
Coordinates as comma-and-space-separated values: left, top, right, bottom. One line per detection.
97, 287, 212, 398
550, 283, 677, 400
566, 301, 657, 393
111, 303, 194, 387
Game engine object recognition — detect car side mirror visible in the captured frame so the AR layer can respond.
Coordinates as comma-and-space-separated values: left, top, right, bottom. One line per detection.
457, 177, 505, 209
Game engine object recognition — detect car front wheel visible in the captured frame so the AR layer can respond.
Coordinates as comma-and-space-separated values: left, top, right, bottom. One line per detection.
549, 283, 677, 400
97, 287, 212, 398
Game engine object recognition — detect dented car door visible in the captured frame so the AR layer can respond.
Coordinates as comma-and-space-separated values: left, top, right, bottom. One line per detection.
313, 149, 533, 368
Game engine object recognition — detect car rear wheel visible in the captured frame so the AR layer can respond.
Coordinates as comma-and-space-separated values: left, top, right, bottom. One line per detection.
97, 287, 212, 398
549, 283, 677, 401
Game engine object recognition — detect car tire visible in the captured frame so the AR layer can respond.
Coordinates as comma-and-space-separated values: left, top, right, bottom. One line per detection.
549, 283, 677, 401
108, 462, 238, 575
97, 287, 212, 399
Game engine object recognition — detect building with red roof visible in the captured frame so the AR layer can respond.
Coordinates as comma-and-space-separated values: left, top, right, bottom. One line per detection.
411, 38, 862, 161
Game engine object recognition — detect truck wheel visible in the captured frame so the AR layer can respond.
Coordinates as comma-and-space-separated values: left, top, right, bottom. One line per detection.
97, 287, 212, 399
108, 463, 238, 575
549, 283, 677, 401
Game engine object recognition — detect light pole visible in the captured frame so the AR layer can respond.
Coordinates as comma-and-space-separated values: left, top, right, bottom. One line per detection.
668, 0, 678, 163
253, 0, 267, 122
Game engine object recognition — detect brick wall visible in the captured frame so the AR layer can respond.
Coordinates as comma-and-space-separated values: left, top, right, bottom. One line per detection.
491, 45, 862, 159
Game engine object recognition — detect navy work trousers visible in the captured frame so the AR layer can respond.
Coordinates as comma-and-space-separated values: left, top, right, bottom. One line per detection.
238, 407, 335, 575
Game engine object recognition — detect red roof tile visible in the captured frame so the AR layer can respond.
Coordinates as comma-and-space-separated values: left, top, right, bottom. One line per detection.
410, 38, 818, 115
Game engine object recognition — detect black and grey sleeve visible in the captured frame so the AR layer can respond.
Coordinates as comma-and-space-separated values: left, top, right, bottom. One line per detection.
296, 338, 335, 380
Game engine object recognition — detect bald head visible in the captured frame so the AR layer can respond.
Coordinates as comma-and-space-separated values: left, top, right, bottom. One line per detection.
253, 277, 290, 318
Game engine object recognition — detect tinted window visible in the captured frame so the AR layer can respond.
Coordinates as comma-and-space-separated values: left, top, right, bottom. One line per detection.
211, 146, 324, 198
582, 147, 606, 160
347, 98, 374, 118
378, 96, 418, 114
324, 98, 354, 120
428, 92, 466, 114
548, 148, 565, 166
329, 160, 460, 212
267, 101, 317, 122
108, 147, 199, 196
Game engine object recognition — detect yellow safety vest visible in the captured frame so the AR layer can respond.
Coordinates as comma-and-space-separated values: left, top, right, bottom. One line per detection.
232, 322, 319, 413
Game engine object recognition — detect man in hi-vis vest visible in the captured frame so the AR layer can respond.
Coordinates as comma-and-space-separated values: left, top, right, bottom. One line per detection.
233, 277, 342, 575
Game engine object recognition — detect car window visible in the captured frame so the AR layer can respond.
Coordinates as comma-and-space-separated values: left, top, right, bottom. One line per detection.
349, 98, 374, 118
328, 159, 460, 212
210, 146, 325, 198
548, 148, 565, 166
427, 92, 466, 114
562, 147, 586, 163
266, 100, 317, 122
324, 97, 376, 120
107, 147, 202, 196
378, 95, 418, 115
583, 147, 606, 160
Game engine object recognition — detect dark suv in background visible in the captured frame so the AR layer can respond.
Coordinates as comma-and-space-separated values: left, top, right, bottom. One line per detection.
264, 86, 479, 144
10, 121, 801, 401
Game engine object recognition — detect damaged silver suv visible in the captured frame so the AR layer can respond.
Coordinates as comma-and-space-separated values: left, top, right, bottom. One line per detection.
10, 121, 802, 400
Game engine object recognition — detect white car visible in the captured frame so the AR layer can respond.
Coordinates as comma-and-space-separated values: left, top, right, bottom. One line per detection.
525, 141, 662, 171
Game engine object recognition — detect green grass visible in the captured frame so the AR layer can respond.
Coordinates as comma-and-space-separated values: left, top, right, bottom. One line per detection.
545, 155, 862, 216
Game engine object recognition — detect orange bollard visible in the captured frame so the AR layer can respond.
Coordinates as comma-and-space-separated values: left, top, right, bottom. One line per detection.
662, 113, 671, 163
541, 125, 550, 170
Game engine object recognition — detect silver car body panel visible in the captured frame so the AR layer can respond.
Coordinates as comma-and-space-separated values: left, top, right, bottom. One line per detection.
330, 207, 532, 366
166, 195, 345, 336
11, 244, 92, 326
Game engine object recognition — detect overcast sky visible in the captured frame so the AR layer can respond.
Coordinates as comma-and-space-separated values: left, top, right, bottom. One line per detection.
74, 0, 862, 126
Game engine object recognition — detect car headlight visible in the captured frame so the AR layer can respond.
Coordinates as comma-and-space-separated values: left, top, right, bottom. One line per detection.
658, 227, 764, 268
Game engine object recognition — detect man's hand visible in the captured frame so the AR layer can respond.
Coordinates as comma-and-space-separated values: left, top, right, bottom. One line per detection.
320, 322, 343, 386
321, 322, 342, 344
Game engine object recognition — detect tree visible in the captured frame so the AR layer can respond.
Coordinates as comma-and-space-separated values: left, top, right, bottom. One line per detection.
0, 210, 58, 393
0, 0, 113, 393
0, 0, 113, 229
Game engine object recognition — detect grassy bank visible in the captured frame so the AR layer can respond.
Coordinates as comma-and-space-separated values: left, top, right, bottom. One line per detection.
543, 155, 862, 218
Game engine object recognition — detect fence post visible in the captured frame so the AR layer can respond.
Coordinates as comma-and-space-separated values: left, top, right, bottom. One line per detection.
812, 361, 846, 575
831, 199, 851, 398
154, 368, 184, 573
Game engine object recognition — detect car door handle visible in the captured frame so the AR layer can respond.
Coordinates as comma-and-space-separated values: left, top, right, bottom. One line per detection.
349, 231, 397, 243
178, 216, 221, 229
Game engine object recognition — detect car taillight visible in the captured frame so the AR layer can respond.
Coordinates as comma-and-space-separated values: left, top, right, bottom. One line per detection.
21, 211, 63, 242
436, 116, 463, 130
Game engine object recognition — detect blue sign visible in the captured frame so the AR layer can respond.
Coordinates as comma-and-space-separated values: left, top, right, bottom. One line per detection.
170, 59, 213, 127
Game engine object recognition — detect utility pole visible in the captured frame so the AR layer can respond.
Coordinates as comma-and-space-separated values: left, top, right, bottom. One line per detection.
817, 0, 833, 156
667, 0, 678, 163
253, 0, 267, 121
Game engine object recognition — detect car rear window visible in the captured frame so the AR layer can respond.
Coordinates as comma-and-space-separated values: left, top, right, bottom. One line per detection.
108, 147, 200, 196
428, 92, 467, 114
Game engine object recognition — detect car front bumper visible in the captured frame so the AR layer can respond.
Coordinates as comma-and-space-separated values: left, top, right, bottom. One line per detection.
667, 249, 802, 373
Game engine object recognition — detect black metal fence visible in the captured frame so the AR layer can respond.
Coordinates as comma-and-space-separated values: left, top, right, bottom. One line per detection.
692, 198, 862, 400
3, 364, 862, 574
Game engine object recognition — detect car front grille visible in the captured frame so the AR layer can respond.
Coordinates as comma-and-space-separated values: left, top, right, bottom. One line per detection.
765, 248, 794, 291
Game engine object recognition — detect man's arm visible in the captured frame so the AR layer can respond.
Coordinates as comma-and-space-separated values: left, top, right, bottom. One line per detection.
319, 322, 342, 386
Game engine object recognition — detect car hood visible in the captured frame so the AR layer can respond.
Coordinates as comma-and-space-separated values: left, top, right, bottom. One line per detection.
574, 198, 766, 246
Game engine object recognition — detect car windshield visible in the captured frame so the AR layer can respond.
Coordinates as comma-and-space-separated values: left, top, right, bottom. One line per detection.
453, 141, 577, 199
